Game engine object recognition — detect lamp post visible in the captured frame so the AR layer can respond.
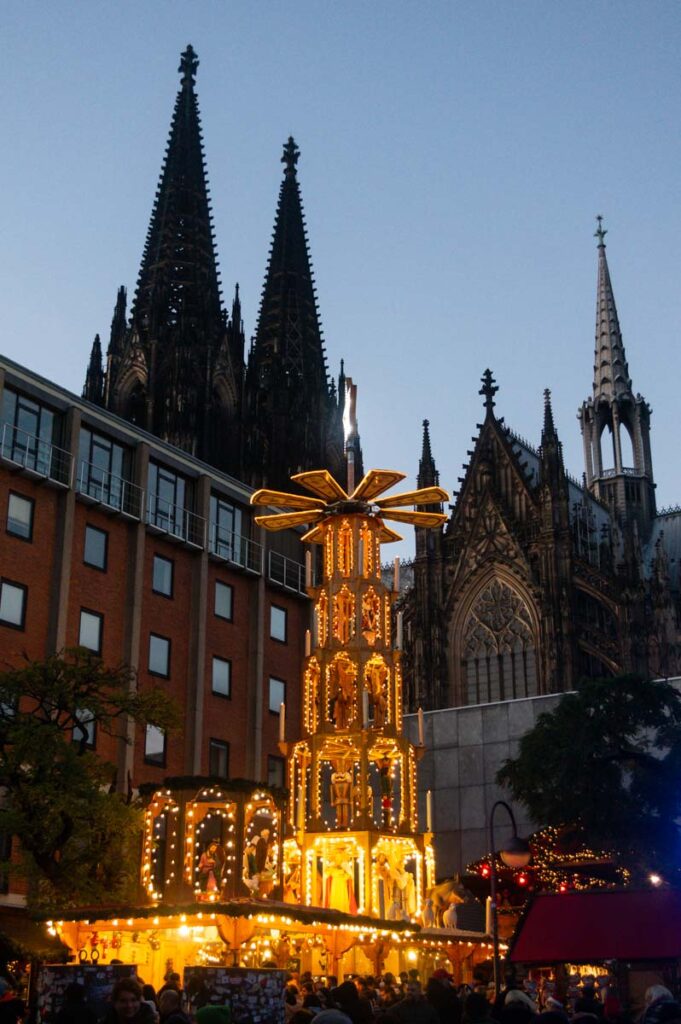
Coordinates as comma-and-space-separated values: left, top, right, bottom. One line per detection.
489, 800, 531, 997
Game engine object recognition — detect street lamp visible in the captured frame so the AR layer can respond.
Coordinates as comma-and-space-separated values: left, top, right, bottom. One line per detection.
489, 800, 531, 997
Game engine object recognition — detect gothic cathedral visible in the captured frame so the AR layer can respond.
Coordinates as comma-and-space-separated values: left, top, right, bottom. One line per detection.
82, 48, 681, 712
404, 220, 681, 710
82, 46, 360, 491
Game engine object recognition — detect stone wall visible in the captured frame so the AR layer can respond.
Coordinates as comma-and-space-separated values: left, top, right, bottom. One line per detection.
404, 694, 564, 877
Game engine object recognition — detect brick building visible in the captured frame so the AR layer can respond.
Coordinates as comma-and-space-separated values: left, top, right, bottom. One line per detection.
0, 353, 309, 796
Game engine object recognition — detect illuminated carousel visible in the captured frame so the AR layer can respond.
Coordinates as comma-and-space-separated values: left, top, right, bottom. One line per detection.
43, 468, 494, 983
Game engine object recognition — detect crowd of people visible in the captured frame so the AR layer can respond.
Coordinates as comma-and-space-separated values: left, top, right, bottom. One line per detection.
1, 967, 680, 1024
279, 971, 681, 1024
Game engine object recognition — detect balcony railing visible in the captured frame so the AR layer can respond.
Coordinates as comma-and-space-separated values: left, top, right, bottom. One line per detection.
0, 423, 72, 485
76, 459, 144, 519
147, 493, 206, 548
600, 467, 640, 479
208, 523, 263, 573
268, 551, 307, 594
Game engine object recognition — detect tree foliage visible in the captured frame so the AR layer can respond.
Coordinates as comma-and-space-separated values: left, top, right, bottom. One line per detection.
0, 648, 179, 911
497, 675, 681, 879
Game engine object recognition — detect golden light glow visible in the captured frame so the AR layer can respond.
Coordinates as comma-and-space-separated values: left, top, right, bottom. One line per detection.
260, 466, 449, 934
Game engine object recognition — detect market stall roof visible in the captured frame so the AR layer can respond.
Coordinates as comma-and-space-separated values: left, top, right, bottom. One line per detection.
33, 898, 418, 934
509, 889, 681, 964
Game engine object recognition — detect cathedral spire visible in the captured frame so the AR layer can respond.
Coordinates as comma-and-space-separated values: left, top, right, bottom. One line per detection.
250, 137, 327, 387
542, 388, 557, 443
83, 335, 104, 404
579, 220, 656, 537
592, 216, 632, 403
418, 419, 440, 489
539, 387, 565, 487
243, 138, 344, 488
114, 44, 227, 454
109, 286, 127, 356
130, 45, 222, 337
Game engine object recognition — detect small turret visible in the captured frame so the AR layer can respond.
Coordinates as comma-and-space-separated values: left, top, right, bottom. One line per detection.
83, 335, 104, 404
417, 419, 440, 491
578, 218, 655, 538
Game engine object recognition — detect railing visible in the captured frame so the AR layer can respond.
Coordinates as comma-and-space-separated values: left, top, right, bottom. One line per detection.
208, 523, 263, 573
600, 467, 640, 478
268, 551, 306, 594
147, 493, 206, 547
75, 459, 144, 519
0, 422, 72, 486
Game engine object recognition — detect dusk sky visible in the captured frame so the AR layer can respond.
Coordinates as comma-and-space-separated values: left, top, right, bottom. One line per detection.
2, 2, 680, 558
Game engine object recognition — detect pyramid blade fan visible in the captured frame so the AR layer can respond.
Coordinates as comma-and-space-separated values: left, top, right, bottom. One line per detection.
375, 486, 449, 509
300, 524, 325, 544
290, 470, 348, 501
381, 509, 448, 528
377, 523, 404, 543
350, 469, 407, 502
250, 488, 325, 510
254, 511, 324, 532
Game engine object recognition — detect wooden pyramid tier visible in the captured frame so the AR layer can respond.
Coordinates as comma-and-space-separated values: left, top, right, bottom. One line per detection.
251, 469, 449, 924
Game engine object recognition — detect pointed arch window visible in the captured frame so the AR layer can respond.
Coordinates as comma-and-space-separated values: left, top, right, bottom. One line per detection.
461, 579, 538, 705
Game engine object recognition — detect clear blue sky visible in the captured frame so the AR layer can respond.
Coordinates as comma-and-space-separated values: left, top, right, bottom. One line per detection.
2, 2, 680, 557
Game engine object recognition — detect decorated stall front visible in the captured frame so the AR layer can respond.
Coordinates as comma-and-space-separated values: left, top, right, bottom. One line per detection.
42, 468, 493, 984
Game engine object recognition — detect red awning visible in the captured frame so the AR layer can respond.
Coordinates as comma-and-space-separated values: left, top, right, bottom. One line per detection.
510, 889, 681, 964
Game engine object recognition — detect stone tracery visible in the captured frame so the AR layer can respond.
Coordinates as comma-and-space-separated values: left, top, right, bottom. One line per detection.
461, 578, 538, 703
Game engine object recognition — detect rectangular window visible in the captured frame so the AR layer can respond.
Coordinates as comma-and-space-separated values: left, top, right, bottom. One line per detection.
144, 725, 166, 766
209, 494, 243, 560
83, 525, 108, 570
79, 609, 103, 654
148, 462, 187, 538
1, 386, 58, 477
268, 676, 286, 714
77, 427, 129, 510
214, 580, 233, 621
270, 605, 287, 643
6, 492, 34, 541
0, 580, 27, 630
267, 755, 285, 789
209, 739, 230, 779
211, 656, 231, 698
152, 555, 174, 597
73, 708, 96, 749
149, 634, 171, 677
